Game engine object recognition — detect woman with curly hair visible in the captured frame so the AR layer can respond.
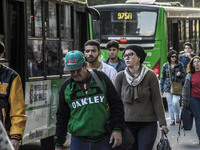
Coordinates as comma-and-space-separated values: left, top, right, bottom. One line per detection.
160, 50, 186, 125
182, 56, 200, 144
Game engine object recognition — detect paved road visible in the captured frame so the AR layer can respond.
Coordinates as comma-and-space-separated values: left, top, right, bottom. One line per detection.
20, 112, 200, 150
154, 112, 199, 150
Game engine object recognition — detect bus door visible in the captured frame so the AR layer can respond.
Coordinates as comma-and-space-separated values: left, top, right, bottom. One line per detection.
7, 1, 25, 81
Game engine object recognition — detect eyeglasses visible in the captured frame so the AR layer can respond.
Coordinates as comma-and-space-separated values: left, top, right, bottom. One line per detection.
193, 60, 200, 64
171, 56, 177, 58
123, 53, 135, 59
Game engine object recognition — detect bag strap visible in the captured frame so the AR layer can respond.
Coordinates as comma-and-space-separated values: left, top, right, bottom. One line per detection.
167, 63, 172, 84
161, 129, 168, 139
177, 119, 181, 141
88, 69, 106, 96
177, 107, 186, 142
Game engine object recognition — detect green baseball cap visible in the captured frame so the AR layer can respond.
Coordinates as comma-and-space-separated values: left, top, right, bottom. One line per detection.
65, 50, 85, 71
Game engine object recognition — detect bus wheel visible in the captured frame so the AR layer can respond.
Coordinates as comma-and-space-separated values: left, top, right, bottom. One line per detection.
40, 136, 55, 150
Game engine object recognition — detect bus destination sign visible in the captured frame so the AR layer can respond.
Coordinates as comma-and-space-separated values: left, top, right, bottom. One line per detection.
114, 12, 134, 20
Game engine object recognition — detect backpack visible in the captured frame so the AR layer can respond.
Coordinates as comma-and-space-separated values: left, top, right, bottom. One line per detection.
177, 106, 193, 141
181, 106, 193, 130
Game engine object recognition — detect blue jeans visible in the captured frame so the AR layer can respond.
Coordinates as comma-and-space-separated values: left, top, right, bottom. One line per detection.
190, 96, 200, 139
165, 92, 180, 122
126, 122, 158, 150
70, 136, 111, 150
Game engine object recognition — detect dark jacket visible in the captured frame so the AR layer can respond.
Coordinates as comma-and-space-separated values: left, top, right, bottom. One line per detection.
160, 62, 186, 93
179, 53, 195, 84
0, 64, 27, 140
182, 73, 192, 103
105, 57, 126, 72
55, 69, 124, 147
179, 53, 196, 70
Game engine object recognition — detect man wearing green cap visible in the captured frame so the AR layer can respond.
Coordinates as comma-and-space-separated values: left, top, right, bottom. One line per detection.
55, 50, 124, 150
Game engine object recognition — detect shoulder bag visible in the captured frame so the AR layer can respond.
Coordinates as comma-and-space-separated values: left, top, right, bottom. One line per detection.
168, 63, 182, 95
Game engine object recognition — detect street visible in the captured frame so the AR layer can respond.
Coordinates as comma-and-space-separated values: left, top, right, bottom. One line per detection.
20, 112, 200, 150
154, 112, 200, 150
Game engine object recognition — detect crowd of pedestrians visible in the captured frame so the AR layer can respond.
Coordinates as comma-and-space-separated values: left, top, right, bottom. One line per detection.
1, 39, 200, 150
55, 40, 169, 150
53, 40, 199, 150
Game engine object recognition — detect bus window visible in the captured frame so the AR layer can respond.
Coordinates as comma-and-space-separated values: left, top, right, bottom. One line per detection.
34, 0, 42, 37
27, 0, 42, 37
48, 2, 57, 38
100, 10, 157, 39
27, 0, 32, 36
46, 40, 59, 75
60, 5, 72, 38
61, 41, 72, 74
92, 20, 100, 41
28, 40, 44, 77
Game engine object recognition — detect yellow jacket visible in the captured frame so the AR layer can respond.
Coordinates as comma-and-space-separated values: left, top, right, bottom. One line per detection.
0, 64, 27, 140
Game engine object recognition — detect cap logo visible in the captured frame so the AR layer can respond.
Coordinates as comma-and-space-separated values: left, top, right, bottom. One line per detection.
68, 58, 78, 65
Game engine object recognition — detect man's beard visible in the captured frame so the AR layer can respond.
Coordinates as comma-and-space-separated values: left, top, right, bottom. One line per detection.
86, 56, 98, 63
110, 57, 116, 60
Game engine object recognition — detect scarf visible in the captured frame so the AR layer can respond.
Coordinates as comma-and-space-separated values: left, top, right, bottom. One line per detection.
124, 65, 149, 103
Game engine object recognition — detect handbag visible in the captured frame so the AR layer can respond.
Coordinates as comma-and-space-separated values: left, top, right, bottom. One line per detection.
106, 123, 134, 150
170, 82, 182, 95
157, 130, 172, 150
168, 63, 182, 95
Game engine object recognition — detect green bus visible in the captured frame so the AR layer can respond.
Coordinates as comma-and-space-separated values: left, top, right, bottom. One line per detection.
91, 1, 200, 78
0, 0, 98, 149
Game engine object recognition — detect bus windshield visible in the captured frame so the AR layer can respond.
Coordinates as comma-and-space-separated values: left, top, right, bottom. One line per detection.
99, 10, 157, 39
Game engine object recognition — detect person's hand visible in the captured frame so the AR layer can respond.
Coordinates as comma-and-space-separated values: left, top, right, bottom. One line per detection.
161, 125, 169, 134
185, 52, 191, 59
181, 99, 189, 108
176, 71, 181, 76
109, 131, 122, 148
55, 148, 63, 150
10, 139, 21, 150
